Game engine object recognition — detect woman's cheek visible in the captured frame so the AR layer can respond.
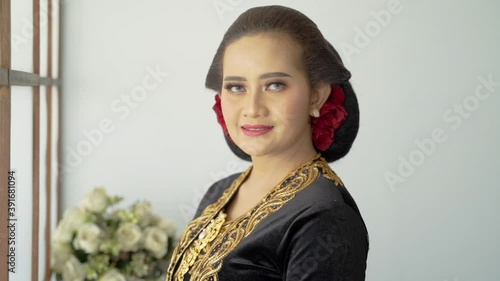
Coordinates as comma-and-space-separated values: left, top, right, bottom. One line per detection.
280, 98, 307, 121
222, 103, 237, 127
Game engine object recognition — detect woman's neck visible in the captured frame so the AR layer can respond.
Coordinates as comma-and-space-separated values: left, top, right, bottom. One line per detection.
245, 147, 319, 193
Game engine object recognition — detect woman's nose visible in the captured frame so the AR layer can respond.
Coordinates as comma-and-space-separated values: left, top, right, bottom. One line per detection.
242, 88, 267, 117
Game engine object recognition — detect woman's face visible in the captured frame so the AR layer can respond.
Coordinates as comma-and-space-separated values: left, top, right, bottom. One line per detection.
220, 32, 314, 158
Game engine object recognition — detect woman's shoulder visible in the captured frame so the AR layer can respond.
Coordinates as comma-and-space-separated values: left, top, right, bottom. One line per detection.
276, 170, 369, 236
292, 172, 361, 214
285, 172, 370, 247
276, 174, 370, 278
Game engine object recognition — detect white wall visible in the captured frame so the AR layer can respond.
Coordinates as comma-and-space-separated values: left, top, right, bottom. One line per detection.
61, 1, 500, 280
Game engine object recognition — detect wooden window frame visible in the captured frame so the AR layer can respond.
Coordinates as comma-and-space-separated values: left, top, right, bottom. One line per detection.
0, 0, 63, 280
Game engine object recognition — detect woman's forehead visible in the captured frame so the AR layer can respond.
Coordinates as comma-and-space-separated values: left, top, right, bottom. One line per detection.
222, 33, 304, 74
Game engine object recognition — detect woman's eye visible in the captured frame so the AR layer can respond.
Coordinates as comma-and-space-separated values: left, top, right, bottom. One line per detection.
224, 84, 245, 93
266, 82, 285, 91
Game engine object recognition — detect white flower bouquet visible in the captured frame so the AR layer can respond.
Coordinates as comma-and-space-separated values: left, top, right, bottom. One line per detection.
51, 187, 178, 281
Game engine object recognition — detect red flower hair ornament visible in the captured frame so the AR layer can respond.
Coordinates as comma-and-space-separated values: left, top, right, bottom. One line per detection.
212, 94, 230, 138
212, 85, 347, 151
311, 85, 348, 151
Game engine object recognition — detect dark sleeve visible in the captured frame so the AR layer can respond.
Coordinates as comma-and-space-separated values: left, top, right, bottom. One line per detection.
280, 203, 368, 281
192, 172, 242, 219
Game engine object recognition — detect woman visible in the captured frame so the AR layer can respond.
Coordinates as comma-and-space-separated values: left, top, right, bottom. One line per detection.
166, 5, 369, 281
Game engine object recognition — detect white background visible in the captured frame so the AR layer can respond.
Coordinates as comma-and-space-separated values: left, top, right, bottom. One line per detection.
11, 0, 500, 280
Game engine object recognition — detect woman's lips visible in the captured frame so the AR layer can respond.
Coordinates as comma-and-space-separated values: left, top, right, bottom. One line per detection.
241, 124, 274, 136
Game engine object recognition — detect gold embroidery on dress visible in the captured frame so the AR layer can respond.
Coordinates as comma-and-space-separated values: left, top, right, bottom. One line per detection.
174, 210, 228, 280
166, 168, 252, 281
165, 153, 343, 281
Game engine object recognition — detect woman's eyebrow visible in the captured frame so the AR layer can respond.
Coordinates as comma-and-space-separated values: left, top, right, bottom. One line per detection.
223, 72, 291, 81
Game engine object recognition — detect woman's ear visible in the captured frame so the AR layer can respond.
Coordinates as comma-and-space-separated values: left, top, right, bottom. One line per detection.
309, 83, 331, 114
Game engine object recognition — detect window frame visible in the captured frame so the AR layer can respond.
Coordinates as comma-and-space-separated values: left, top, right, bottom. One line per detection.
0, 0, 63, 280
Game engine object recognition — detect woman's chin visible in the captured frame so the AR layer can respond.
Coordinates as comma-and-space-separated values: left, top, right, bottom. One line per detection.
238, 144, 270, 158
